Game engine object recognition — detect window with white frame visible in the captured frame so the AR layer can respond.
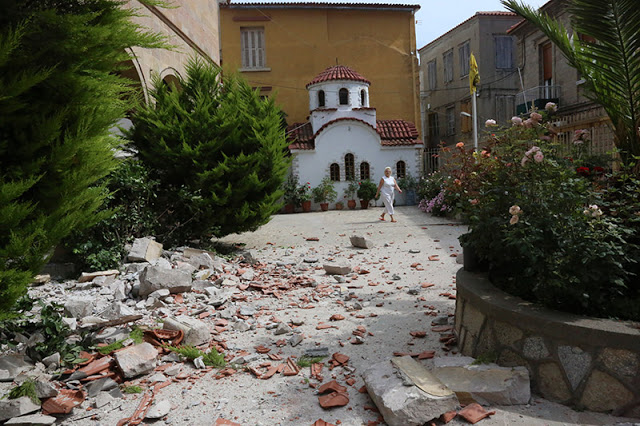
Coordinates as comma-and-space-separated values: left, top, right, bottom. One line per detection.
443, 50, 454, 83
459, 41, 470, 77
427, 60, 437, 90
446, 106, 456, 135
241, 27, 266, 69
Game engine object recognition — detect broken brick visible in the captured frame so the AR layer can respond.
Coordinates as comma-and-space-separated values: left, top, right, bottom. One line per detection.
318, 391, 349, 409
318, 380, 347, 394
458, 403, 496, 424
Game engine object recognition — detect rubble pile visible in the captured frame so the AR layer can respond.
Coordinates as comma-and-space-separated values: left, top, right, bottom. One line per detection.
0, 234, 531, 425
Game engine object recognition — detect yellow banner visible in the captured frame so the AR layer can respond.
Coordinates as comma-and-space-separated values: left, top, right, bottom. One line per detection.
469, 53, 479, 94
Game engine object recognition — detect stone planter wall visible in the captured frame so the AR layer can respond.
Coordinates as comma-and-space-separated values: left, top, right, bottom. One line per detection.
455, 269, 640, 418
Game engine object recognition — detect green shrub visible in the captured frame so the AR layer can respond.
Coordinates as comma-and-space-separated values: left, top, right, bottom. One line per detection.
417, 172, 446, 201
0, 1, 164, 317
457, 116, 638, 320
126, 58, 291, 245
357, 180, 378, 200
65, 159, 160, 271
312, 177, 337, 203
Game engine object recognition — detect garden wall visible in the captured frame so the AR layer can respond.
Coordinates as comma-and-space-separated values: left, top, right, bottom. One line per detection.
455, 269, 640, 418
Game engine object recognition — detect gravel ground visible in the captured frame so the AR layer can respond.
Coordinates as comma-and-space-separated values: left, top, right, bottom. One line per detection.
25, 206, 636, 426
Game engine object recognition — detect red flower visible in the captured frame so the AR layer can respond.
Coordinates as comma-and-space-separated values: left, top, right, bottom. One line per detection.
593, 166, 605, 175
576, 167, 590, 176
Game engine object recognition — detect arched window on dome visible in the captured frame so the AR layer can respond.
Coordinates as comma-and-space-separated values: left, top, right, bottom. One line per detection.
345, 154, 355, 180
360, 89, 366, 106
330, 163, 340, 181
396, 161, 406, 179
339, 88, 349, 106
360, 162, 370, 180
318, 90, 325, 108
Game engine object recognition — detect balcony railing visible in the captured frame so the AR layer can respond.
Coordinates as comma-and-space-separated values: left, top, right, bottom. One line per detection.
516, 85, 562, 114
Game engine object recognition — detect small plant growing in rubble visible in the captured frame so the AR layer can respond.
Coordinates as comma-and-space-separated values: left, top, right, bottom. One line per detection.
122, 385, 143, 394
7, 380, 40, 404
164, 345, 226, 368
296, 355, 326, 367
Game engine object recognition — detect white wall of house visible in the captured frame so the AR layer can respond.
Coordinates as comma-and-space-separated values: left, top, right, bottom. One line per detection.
291, 120, 422, 207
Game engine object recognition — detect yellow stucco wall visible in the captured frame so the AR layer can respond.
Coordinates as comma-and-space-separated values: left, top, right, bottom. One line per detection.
220, 6, 420, 135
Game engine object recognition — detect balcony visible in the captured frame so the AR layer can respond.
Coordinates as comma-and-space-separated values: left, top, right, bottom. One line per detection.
516, 85, 561, 115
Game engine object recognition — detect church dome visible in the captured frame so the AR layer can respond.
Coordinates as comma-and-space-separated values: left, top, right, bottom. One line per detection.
306, 65, 371, 88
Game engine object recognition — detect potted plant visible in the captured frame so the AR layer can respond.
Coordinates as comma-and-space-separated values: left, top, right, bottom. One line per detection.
346, 179, 359, 210
335, 200, 344, 210
298, 181, 312, 212
357, 179, 378, 209
397, 173, 419, 206
282, 174, 300, 213
312, 177, 337, 211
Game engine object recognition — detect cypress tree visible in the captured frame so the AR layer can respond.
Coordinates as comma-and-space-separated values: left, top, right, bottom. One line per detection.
127, 58, 291, 244
0, 0, 164, 317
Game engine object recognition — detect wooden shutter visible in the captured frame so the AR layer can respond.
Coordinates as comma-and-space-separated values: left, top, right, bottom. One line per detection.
542, 43, 552, 81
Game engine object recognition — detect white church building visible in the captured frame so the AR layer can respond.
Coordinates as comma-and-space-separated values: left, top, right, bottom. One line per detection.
287, 65, 423, 205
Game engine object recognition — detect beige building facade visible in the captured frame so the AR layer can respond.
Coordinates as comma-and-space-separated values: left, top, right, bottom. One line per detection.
418, 11, 522, 167
123, 1, 220, 99
509, 0, 614, 156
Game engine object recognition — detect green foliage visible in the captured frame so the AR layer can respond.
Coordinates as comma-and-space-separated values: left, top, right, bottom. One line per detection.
282, 174, 301, 206
0, 0, 165, 316
312, 177, 338, 203
97, 341, 125, 355
165, 345, 226, 367
127, 58, 291, 245
297, 181, 312, 203
397, 173, 419, 192
296, 355, 326, 367
455, 116, 638, 320
0, 302, 87, 365
418, 172, 446, 202
503, 0, 640, 167
65, 158, 160, 271
122, 385, 143, 394
7, 380, 40, 405
471, 352, 498, 365
357, 180, 378, 201
345, 179, 360, 199
130, 327, 144, 344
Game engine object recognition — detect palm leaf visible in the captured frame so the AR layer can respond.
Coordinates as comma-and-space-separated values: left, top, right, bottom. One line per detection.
502, 0, 640, 164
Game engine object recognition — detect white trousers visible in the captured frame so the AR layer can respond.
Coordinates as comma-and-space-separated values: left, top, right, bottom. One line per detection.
381, 191, 394, 215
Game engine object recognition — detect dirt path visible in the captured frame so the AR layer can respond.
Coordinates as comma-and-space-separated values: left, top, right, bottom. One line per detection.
87, 207, 633, 426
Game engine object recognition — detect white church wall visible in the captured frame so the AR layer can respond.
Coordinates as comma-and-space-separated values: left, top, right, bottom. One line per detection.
291, 121, 422, 208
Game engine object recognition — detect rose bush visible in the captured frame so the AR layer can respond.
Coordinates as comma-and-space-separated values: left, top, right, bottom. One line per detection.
427, 111, 639, 320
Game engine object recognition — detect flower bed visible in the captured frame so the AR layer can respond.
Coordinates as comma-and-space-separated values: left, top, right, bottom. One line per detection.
420, 110, 640, 321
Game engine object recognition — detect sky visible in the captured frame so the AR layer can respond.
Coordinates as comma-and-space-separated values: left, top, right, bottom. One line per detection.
413, 0, 550, 49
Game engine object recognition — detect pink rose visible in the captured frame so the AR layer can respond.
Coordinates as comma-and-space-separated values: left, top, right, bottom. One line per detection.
534, 151, 544, 163
530, 112, 543, 122
511, 116, 523, 126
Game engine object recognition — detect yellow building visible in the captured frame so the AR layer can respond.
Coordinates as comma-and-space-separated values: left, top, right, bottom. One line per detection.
220, 2, 421, 135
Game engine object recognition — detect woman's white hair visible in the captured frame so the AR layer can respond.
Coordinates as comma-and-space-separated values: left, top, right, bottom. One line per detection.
384, 166, 392, 172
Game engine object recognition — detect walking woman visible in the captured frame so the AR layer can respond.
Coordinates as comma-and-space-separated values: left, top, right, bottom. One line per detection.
375, 166, 402, 222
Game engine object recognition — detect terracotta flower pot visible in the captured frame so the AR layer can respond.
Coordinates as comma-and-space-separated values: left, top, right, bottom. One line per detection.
347, 200, 357, 210
320, 202, 329, 211
335, 203, 344, 210
284, 204, 294, 214
360, 199, 370, 209
302, 200, 312, 212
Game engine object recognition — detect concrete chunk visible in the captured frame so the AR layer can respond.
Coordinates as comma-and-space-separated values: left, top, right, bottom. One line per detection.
77, 269, 119, 283
4, 414, 56, 425
128, 238, 163, 262
146, 400, 172, 419
362, 358, 458, 426
432, 356, 531, 405
0, 397, 40, 422
323, 262, 352, 275
350, 235, 374, 249
163, 316, 210, 346
0, 355, 33, 382
114, 343, 157, 379
139, 266, 192, 297
63, 298, 94, 319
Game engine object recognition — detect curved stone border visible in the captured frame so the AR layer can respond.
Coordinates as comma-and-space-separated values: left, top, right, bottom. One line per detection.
455, 268, 640, 418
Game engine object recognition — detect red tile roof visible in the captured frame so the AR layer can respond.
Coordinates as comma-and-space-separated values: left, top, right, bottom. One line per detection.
287, 118, 422, 150
306, 65, 371, 88
418, 11, 518, 52
287, 122, 315, 150
377, 119, 421, 146
223, 2, 420, 11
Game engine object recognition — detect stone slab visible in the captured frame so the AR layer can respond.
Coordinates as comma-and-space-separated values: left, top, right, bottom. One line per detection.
114, 343, 157, 379
350, 235, 374, 249
432, 356, 530, 405
362, 358, 458, 426
4, 414, 56, 425
323, 262, 352, 275
163, 316, 211, 346
139, 266, 192, 297
128, 238, 163, 262
0, 397, 40, 422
